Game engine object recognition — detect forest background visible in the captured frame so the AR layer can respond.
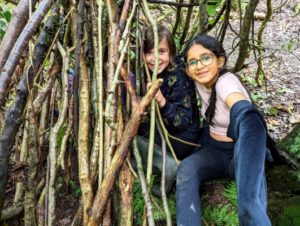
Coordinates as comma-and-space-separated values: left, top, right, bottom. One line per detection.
0, 0, 299, 225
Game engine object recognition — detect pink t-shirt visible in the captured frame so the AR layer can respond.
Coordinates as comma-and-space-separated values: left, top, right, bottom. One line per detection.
195, 72, 251, 136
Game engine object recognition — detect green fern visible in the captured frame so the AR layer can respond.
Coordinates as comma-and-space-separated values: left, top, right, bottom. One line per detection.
133, 181, 176, 225
203, 181, 238, 225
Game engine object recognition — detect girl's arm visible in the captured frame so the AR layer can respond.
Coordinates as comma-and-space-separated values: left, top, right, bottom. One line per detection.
159, 73, 197, 132
225, 92, 249, 109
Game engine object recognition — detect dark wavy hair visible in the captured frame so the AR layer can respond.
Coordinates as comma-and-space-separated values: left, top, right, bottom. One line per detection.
143, 24, 176, 64
183, 34, 227, 125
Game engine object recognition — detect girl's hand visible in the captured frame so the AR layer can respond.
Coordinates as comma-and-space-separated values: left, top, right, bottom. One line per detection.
147, 82, 166, 108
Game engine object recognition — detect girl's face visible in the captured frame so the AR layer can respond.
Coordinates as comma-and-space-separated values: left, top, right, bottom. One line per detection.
185, 44, 224, 88
144, 37, 171, 74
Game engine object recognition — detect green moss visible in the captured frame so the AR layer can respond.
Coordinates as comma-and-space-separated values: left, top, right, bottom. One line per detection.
269, 196, 300, 226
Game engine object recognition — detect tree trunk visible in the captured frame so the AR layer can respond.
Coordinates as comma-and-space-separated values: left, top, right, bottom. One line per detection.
233, 0, 259, 72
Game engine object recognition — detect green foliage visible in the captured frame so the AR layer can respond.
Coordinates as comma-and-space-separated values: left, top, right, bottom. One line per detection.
133, 180, 176, 225
264, 106, 278, 116
203, 182, 238, 226
222, 182, 237, 206
279, 125, 300, 159
69, 179, 82, 197
203, 204, 239, 226
0, 7, 11, 39
0, 4, 12, 39
207, 0, 222, 16
282, 39, 299, 53
250, 92, 266, 103
289, 135, 300, 157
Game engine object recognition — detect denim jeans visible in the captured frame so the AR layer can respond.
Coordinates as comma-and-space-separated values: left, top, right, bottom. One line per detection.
176, 112, 271, 226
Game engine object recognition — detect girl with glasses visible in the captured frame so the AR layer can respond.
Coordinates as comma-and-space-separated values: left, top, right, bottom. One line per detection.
176, 34, 277, 225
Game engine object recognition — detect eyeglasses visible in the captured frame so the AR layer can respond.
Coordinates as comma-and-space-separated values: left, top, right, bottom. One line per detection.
186, 53, 214, 70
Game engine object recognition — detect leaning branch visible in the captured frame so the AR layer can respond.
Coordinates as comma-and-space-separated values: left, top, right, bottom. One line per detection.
0, 0, 55, 104
0, 0, 38, 71
87, 79, 163, 226
147, 0, 217, 7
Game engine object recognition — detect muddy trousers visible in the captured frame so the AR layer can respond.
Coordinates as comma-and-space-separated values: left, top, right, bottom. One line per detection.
176, 112, 271, 226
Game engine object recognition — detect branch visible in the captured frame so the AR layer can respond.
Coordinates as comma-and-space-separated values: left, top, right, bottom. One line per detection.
233, 0, 259, 72
87, 79, 163, 226
0, 5, 59, 217
147, 0, 217, 7
132, 138, 155, 226
156, 124, 172, 226
180, 0, 194, 44
0, 0, 55, 105
0, 0, 39, 71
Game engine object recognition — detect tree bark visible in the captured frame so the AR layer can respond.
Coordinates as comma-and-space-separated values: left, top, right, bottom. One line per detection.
0, 0, 55, 104
0, 0, 38, 71
78, 51, 93, 224
233, 0, 259, 72
87, 79, 163, 226
0, 5, 59, 217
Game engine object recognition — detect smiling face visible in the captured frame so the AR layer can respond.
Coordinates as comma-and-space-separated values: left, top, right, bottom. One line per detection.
144, 37, 171, 74
185, 44, 225, 88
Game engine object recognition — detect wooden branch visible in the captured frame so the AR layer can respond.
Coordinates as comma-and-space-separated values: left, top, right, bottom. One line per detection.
141, 0, 160, 186
33, 63, 60, 113
87, 79, 163, 226
0, 5, 59, 217
132, 138, 155, 226
47, 41, 69, 226
78, 50, 93, 225
255, 0, 272, 84
218, 0, 231, 45
120, 66, 138, 111
104, 2, 136, 127
147, 0, 217, 7
119, 0, 132, 32
180, 0, 194, 44
157, 125, 172, 226
199, 0, 208, 34
172, 0, 183, 36
0, 0, 38, 71
0, 0, 55, 105
0, 203, 23, 221
73, 0, 85, 146
233, 0, 259, 72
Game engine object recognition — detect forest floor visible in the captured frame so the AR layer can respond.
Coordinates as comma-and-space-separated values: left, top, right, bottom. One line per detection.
225, 0, 300, 141
1, 0, 300, 226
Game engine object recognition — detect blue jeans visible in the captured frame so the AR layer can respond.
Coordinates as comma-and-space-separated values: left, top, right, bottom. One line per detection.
176, 112, 271, 226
